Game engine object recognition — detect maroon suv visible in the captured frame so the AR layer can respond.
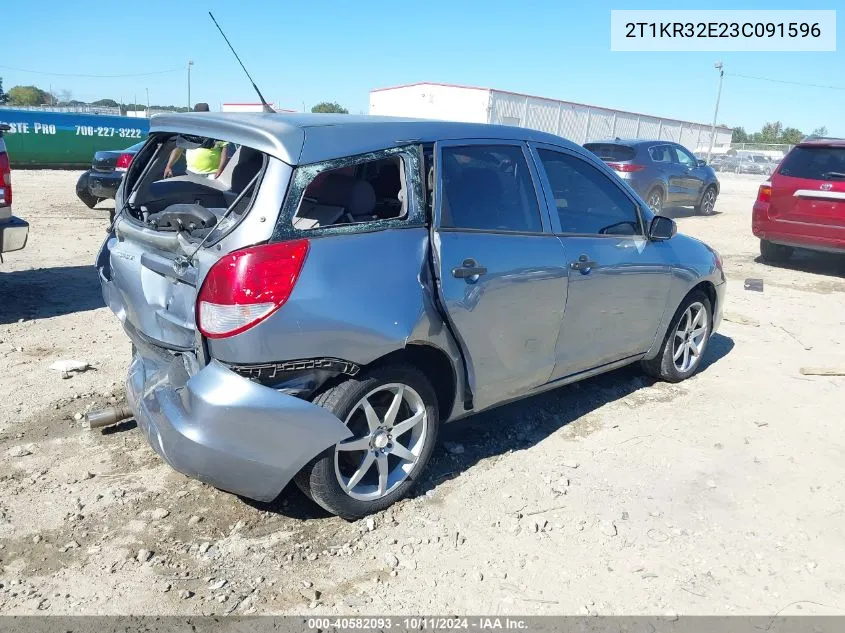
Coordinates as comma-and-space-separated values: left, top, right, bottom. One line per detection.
752, 138, 845, 262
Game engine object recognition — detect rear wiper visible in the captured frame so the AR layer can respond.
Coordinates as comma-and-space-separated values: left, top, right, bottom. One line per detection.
821, 171, 845, 179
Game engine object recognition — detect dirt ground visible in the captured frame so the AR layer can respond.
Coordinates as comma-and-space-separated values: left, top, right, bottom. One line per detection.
1, 170, 844, 616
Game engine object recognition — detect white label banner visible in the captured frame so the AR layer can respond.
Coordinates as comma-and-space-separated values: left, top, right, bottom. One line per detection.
611, 10, 836, 51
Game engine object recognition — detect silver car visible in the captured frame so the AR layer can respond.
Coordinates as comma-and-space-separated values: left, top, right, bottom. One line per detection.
97, 114, 726, 519
717, 154, 774, 175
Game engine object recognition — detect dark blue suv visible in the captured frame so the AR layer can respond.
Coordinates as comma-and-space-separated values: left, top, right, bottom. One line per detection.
584, 140, 720, 216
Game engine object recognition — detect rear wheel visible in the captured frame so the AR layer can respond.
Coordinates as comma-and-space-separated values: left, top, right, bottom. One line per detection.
295, 364, 440, 519
645, 188, 664, 214
760, 239, 794, 263
642, 290, 712, 383
695, 186, 717, 216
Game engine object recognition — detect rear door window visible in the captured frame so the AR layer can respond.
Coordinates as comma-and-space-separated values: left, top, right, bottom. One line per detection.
294, 156, 405, 230
778, 146, 845, 180
649, 145, 674, 163
583, 143, 635, 162
440, 145, 543, 232
536, 149, 642, 236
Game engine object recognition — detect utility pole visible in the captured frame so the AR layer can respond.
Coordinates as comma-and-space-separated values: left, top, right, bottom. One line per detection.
146, 88, 150, 117
187, 60, 194, 109
707, 61, 724, 164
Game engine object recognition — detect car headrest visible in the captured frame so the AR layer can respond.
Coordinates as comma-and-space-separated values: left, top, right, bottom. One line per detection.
371, 163, 401, 199
318, 173, 376, 216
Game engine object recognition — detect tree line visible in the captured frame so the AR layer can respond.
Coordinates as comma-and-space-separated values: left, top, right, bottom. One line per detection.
0, 79, 349, 115
0, 80, 191, 112
732, 122, 828, 145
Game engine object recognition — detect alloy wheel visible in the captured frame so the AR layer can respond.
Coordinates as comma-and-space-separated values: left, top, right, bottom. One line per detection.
702, 189, 716, 214
647, 191, 662, 213
672, 302, 708, 373
334, 383, 428, 501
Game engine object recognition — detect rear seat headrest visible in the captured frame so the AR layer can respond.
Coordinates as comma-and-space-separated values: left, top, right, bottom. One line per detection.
319, 173, 376, 216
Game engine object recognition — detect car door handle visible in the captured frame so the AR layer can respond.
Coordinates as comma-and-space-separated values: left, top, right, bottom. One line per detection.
570, 254, 598, 272
452, 259, 488, 279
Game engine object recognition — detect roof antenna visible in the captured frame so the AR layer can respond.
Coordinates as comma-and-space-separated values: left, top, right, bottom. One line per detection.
208, 12, 275, 113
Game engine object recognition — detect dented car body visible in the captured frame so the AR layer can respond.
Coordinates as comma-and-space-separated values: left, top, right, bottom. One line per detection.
98, 113, 725, 518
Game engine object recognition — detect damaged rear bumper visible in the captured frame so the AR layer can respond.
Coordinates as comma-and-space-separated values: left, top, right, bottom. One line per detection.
125, 337, 351, 502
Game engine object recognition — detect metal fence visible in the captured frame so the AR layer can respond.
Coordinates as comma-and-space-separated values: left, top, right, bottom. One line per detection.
487, 90, 733, 152
728, 143, 794, 156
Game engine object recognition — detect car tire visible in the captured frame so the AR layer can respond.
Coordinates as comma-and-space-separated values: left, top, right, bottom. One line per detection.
641, 290, 713, 383
760, 239, 794, 263
645, 188, 664, 214
695, 186, 717, 216
294, 364, 440, 519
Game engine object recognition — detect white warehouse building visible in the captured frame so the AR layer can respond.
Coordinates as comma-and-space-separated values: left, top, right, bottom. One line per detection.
369, 82, 733, 154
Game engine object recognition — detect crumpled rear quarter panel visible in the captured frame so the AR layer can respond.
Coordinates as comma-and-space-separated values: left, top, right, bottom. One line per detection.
208, 227, 451, 367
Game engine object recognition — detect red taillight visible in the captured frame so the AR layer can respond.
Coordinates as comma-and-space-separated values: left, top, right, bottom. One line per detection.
756, 184, 772, 203
0, 152, 11, 207
606, 162, 645, 173
197, 239, 310, 339
115, 152, 134, 172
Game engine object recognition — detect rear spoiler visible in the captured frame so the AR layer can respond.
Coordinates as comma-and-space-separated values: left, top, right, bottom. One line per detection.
0, 123, 9, 138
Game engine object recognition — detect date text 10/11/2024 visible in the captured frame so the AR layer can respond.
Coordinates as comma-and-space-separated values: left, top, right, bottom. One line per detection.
306, 617, 529, 630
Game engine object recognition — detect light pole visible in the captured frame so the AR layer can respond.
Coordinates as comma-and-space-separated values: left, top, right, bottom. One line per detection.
706, 61, 724, 164
187, 60, 194, 109
146, 88, 150, 117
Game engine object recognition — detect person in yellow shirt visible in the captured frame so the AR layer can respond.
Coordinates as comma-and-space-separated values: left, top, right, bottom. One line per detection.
163, 103, 230, 179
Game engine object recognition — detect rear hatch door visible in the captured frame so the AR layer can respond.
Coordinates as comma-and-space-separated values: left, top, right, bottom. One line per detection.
97, 132, 285, 351
770, 145, 845, 229
101, 224, 201, 350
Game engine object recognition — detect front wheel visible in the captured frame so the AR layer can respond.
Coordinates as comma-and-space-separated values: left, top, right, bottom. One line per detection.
295, 364, 440, 519
642, 290, 712, 383
695, 186, 717, 216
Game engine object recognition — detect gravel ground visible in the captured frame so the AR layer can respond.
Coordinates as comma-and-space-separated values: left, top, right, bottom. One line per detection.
1, 170, 844, 615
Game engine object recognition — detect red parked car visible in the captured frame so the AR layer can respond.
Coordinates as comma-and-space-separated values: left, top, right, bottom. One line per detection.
753, 138, 845, 262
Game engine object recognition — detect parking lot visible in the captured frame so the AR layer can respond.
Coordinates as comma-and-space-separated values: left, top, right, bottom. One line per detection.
1, 169, 844, 615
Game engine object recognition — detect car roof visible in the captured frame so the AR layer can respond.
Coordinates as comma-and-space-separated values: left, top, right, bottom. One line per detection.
797, 137, 845, 148
585, 139, 678, 148
149, 113, 582, 165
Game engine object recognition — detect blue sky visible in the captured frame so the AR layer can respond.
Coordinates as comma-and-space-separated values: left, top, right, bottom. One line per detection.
2, 0, 842, 135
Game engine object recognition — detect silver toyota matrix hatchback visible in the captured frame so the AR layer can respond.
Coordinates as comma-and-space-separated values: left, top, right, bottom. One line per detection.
97, 114, 726, 519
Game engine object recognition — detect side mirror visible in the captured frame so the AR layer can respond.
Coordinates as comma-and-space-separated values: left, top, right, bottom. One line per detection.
697, 159, 707, 167
649, 215, 677, 241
